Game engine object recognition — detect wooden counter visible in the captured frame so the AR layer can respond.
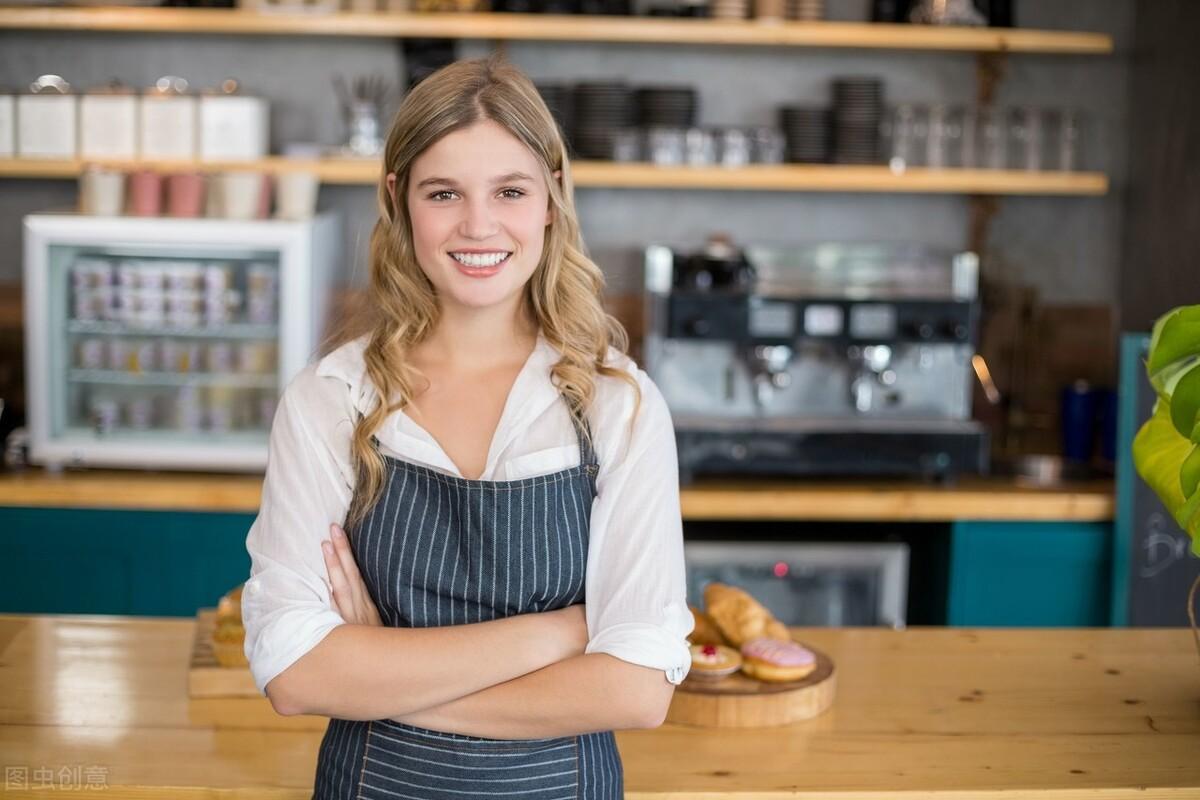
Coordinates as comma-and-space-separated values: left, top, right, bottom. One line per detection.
0, 468, 1114, 521
1, 614, 1196, 798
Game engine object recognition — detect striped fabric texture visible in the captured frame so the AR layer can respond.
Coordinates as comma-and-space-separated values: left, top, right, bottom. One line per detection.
313, 405, 623, 799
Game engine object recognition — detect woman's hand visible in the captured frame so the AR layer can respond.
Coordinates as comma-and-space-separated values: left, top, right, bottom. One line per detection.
556, 603, 590, 660
322, 523, 383, 627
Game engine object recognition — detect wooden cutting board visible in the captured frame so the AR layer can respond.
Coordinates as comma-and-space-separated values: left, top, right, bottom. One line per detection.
188, 608, 259, 698
666, 641, 836, 728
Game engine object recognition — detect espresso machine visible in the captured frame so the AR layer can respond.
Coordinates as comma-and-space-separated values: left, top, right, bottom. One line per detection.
643, 237, 989, 482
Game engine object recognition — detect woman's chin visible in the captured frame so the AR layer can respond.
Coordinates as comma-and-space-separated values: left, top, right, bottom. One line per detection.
440, 285, 522, 312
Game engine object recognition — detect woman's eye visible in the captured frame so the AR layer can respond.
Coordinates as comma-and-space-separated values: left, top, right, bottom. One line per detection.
427, 188, 525, 199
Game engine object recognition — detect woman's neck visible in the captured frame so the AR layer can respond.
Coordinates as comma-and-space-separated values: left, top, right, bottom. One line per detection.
416, 300, 539, 371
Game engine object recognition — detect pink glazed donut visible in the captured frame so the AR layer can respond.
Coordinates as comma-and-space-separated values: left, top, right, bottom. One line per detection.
740, 637, 817, 682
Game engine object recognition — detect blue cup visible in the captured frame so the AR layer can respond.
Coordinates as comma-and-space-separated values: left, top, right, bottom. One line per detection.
1097, 388, 1118, 463
1061, 380, 1097, 463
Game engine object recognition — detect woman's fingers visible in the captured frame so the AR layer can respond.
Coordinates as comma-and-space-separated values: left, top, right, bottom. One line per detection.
325, 523, 382, 626
321, 538, 351, 619
329, 524, 371, 618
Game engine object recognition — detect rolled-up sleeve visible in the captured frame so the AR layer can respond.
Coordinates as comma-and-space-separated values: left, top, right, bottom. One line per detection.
242, 367, 354, 695
583, 369, 694, 685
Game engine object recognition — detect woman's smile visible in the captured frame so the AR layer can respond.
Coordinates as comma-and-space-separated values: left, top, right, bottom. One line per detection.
448, 249, 513, 278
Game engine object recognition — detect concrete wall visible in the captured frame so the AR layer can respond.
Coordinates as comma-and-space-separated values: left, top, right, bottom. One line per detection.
0, 0, 1132, 303
1118, 0, 1200, 332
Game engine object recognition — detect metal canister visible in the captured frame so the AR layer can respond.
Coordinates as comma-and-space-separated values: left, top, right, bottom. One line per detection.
77, 337, 105, 369
140, 76, 197, 160
90, 396, 119, 435
80, 80, 138, 160
206, 387, 235, 432
17, 75, 76, 159
126, 396, 155, 430
206, 342, 233, 373
236, 341, 275, 374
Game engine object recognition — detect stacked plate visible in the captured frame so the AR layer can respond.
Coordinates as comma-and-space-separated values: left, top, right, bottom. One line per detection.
489, 0, 539, 11
535, 83, 576, 154
831, 77, 884, 164
538, 0, 580, 12
785, 0, 823, 19
635, 86, 699, 128
779, 106, 831, 163
578, 0, 633, 12
709, 0, 749, 20
573, 82, 636, 159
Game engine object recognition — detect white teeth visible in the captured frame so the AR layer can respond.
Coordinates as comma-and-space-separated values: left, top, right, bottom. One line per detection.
450, 251, 510, 268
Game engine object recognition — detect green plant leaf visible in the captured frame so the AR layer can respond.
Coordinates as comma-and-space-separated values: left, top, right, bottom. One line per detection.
1147, 305, 1200, 380
1183, 444, 1200, 500
1177, 491, 1200, 557
1134, 305, 1200, 555
1169, 361, 1200, 441
1146, 309, 1200, 410
1134, 400, 1200, 554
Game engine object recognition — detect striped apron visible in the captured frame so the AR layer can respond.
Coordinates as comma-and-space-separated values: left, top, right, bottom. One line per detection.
312, 401, 624, 800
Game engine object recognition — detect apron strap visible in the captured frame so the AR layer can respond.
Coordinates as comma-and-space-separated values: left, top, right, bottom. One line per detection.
565, 400, 600, 473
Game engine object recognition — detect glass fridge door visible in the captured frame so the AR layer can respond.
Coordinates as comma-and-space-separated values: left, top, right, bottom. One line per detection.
49, 242, 282, 449
684, 541, 910, 628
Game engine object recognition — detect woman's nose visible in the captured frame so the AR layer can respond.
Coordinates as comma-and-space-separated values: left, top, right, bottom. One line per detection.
459, 197, 500, 240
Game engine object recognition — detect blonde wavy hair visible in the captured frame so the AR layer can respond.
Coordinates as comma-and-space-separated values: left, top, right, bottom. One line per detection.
341, 54, 641, 529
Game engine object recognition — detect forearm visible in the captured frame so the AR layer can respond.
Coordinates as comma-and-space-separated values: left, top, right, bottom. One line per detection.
270, 612, 570, 719
391, 653, 674, 739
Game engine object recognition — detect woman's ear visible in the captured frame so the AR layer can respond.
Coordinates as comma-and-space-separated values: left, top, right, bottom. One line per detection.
386, 172, 398, 209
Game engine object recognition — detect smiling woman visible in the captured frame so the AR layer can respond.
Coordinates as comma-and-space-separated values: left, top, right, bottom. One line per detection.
239, 55, 695, 800
391, 123, 553, 308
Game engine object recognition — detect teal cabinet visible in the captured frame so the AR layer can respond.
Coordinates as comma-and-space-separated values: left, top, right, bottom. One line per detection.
1, 507, 1114, 626
0, 508, 254, 616
948, 521, 1113, 627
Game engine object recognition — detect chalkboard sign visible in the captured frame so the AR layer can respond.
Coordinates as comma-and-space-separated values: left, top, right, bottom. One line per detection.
1114, 334, 1200, 626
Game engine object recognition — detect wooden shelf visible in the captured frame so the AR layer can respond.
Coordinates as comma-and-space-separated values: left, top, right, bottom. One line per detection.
570, 162, 1110, 195
0, 468, 1115, 521
0, 156, 378, 181
0, 7, 1114, 53
0, 158, 1109, 196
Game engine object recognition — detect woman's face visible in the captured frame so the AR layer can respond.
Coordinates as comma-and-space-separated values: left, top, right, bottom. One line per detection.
398, 119, 554, 317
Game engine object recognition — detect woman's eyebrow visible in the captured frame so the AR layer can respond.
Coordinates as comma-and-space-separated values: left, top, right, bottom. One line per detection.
415, 172, 535, 189
492, 172, 540, 184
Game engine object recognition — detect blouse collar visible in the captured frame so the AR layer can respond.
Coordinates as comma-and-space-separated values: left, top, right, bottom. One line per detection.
315, 330, 564, 478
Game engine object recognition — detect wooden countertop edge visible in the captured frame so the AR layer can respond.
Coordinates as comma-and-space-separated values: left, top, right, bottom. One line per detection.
12, 787, 1195, 800
624, 791, 1196, 800
0, 470, 1115, 521
680, 482, 1115, 521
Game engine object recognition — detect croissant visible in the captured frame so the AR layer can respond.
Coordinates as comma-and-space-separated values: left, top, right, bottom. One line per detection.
703, 582, 792, 647
212, 584, 247, 668
217, 584, 243, 623
687, 604, 730, 646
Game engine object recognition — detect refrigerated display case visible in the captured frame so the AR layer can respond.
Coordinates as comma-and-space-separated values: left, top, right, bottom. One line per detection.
23, 211, 341, 471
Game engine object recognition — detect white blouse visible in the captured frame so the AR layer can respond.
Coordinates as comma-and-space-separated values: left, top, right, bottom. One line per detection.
242, 330, 695, 698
